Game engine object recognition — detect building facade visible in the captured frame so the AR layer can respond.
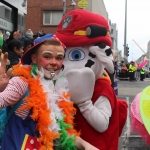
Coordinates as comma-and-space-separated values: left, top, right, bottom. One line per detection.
26, 0, 79, 35
0, 0, 27, 37
25, 0, 111, 36
147, 40, 150, 67
26, 0, 122, 62
109, 22, 122, 62
85, 0, 108, 20
110, 23, 118, 50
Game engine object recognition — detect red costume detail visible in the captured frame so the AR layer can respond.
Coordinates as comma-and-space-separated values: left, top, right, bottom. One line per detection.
74, 79, 127, 150
56, 9, 112, 47
22, 135, 40, 150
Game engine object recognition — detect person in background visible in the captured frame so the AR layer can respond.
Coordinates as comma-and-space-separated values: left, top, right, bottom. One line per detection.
128, 61, 137, 81
0, 33, 3, 49
113, 61, 119, 95
140, 67, 145, 81
114, 61, 120, 78
3, 31, 10, 41
149, 68, 150, 78
118, 62, 122, 79
37, 30, 46, 37
114, 61, 119, 95
19, 37, 34, 53
23, 38, 33, 52
135, 65, 140, 80
121, 62, 128, 80
134, 61, 139, 80
111, 50, 118, 95
2, 30, 21, 53
5, 30, 21, 45
24, 29, 34, 39
125, 63, 129, 80
7, 39, 24, 69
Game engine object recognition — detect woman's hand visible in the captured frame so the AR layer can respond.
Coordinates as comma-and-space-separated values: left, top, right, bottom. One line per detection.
0, 50, 13, 92
13, 30, 21, 39
75, 136, 99, 150
0, 32, 3, 38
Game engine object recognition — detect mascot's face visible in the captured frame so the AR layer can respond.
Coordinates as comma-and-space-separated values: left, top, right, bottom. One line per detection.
63, 44, 114, 80
55, 10, 114, 79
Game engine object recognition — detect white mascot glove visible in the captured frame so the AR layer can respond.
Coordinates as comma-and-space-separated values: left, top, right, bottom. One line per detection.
65, 67, 95, 105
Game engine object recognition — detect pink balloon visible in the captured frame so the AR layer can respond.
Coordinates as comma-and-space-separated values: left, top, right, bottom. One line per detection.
138, 60, 148, 69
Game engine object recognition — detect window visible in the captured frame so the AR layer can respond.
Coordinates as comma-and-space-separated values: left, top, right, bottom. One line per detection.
17, 14, 24, 26
43, 11, 63, 25
18, 14, 22, 25
111, 29, 113, 34
5, 8, 11, 20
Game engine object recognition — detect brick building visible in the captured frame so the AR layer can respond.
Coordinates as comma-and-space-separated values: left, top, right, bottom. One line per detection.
26, 0, 79, 35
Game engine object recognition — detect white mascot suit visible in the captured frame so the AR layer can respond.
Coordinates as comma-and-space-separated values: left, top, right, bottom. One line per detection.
56, 9, 128, 150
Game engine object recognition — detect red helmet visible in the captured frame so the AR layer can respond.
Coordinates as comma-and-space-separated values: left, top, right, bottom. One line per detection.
56, 9, 112, 47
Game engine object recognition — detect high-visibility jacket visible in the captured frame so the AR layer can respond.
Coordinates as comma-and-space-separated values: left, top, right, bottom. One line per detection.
140, 68, 145, 74
129, 64, 137, 72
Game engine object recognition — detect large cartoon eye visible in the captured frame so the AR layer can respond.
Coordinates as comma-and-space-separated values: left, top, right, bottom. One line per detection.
68, 49, 85, 61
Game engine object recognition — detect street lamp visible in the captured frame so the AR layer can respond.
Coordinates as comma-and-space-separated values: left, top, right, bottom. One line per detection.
62, 0, 66, 15
124, 0, 127, 61
70, 0, 76, 6
22, 0, 27, 7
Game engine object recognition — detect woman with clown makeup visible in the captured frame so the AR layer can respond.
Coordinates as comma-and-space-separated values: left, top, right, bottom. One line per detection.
0, 34, 98, 150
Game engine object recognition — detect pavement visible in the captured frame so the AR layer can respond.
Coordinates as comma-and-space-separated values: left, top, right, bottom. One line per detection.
118, 78, 150, 150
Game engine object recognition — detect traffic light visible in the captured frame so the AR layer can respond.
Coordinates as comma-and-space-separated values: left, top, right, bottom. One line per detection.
126, 46, 129, 56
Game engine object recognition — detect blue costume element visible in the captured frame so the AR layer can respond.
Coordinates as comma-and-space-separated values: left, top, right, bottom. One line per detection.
1, 110, 37, 150
0, 89, 37, 150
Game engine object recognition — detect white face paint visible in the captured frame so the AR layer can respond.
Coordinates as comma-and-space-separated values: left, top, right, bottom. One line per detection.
39, 67, 60, 79
57, 52, 64, 56
41, 49, 61, 78
42, 50, 64, 56
42, 50, 53, 55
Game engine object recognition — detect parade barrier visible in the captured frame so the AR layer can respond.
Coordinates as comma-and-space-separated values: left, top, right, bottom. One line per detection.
117, 96, 150, 150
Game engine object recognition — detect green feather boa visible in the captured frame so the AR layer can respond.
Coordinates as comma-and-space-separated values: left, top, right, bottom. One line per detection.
55, 119, 77, 150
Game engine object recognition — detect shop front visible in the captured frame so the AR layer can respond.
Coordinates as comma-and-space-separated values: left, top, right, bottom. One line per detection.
0, 0, 27, 37
0, 18, 13, 33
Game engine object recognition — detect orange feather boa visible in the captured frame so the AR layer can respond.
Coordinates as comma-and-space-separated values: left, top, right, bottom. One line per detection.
13, 64, 78, 150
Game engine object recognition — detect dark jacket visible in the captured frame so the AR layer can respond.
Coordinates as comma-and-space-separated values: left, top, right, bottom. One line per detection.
7, 51, 20, 68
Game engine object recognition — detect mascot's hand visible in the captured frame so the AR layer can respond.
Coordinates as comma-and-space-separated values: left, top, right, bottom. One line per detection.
65, 67, 95, 105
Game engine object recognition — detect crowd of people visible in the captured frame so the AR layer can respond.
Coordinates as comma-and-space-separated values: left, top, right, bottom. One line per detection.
114, 60, 147, 82
0, 29, 50, 70
104, 58, 149, 98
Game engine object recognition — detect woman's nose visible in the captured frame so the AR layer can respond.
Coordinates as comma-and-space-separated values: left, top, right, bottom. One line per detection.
50, 58, 57, 66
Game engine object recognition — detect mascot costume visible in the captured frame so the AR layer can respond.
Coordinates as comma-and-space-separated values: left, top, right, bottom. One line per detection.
56, 9, 128, 150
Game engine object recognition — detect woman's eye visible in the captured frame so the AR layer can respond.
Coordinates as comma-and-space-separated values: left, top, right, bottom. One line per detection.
68, 49, 85, 61
56, 56, 63, 61
44, 55, 50, 59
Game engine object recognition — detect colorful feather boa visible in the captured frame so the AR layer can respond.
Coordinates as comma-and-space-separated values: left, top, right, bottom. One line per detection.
13, 64, 79, 150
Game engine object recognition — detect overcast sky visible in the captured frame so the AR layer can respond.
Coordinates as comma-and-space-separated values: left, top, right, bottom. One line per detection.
103, 0, 150, 62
